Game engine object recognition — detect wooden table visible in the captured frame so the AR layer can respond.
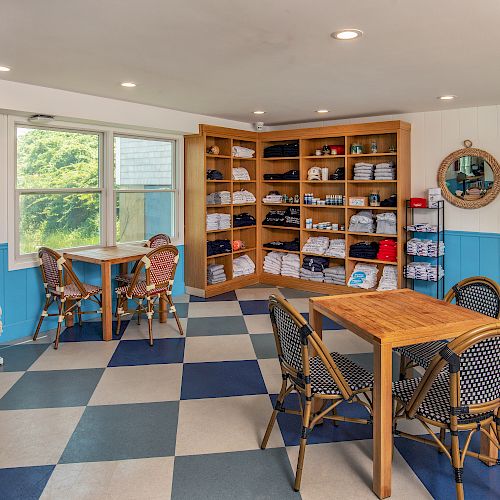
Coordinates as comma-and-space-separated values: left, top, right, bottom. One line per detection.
64, 245, 167, 341
309, 289, 500, 499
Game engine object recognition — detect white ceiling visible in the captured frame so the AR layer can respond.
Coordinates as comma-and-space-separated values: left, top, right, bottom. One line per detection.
1, 0, 499, 125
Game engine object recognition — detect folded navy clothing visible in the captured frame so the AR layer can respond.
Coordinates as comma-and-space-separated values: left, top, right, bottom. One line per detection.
302, 255, 329, 272
263, 169, 299, 181
263, 143, 299, 158
381, 195, 397, 207
349, 241, 379, 259
284, 206, 300, 227
262, 210, 286, 226
263, 238, 300, 252
207, 169, 224, 180
233, 212, 256, 227
207, 239, 232, 256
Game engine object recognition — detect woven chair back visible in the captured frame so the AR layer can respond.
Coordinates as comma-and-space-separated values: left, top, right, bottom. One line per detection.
147, 233, 171, 249
39, 247, 62, 291
447, 277, 500, 319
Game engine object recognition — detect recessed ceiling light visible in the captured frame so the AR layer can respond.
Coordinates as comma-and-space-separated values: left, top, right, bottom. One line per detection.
316, 109, 329, 114
0, 65, 11, 72
331, 29, 363, 40
121, 82, 136, 88
438, 95, 456, 100
253, 110, 265, 115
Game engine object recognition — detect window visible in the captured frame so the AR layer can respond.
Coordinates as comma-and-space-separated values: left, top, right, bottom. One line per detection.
114, 136, 176, 243
15, 126, 103, 255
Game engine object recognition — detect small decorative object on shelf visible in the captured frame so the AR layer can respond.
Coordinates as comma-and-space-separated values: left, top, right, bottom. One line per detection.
369, 192, 380, 207
389, 144, 397, 153
370, 141, 378, 153
207, 145, 220, 155
349, 196, 368, 207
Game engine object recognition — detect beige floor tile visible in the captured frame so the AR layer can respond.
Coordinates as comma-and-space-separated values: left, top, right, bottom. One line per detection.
188, 301, 242, 318
121, 318, 187, 340
235, 287, 280, 301
0, 372, 23, 399
183, 335, 255, 363
176, 394, 283, 456
28, 341, 118, 371
41, 457, 174, 500
244, 314, 273, 334
286, 440, 432, 500
322, 329, 373, 354
88, 364, 182, 405
286, 298, 310, 313
0, 407, 84, 467
172, 293, 190, 303
258, 358, 283, 393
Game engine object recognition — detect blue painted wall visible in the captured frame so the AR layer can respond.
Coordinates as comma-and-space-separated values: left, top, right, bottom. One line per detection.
0, 243, 185, 342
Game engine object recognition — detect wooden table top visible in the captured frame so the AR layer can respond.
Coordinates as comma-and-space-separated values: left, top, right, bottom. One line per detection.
64, 244, 149, 265
310, 289, 500, 347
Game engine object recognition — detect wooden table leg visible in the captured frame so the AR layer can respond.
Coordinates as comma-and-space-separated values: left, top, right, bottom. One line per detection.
101, 262, 112, 341
159, 293, 168, 323
64, 258, 74, 328
119, 262, 129, 313
480, 419, 499, 465
373, 342, 393, 499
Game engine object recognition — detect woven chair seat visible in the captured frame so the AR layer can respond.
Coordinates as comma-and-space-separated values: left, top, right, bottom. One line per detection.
115, 272, 145, 284
52, 282, 102, 298
116, 282, 170, 298
393, 373, 493, 425
309, 352, 373, 395
395, 341, 448, 369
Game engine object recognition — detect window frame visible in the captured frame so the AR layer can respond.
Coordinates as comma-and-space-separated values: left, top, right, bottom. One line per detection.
7, 116, 183, 270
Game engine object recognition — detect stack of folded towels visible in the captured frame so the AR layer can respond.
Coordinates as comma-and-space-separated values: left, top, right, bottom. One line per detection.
377, 266, 398, 291
206, 213, 231, 231
353, 162, 374, 180
232, 146, 255, 158
348, 263, 379, 289
377, 239, 397, 262
232, 167, 251, 180
349, 241, 379, 259
262, 192, 283, 204
376, 212, 397, 234
374, 162, 396, 180
207, 264, 227, 285
263, 251, 283, 275
207, 191, 231, 205
233, 190, 256, 204
281, 254, 300, 278
349, 210, 374, 233
324, 239, 345, 258
233, 255, 255, 277
301, 236, 330, 255
323, 266, 345, 285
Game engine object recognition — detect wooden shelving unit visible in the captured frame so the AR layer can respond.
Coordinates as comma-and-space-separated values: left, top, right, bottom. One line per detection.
185, 121, 410, 297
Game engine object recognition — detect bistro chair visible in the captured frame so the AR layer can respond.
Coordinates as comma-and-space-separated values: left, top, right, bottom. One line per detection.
115, 233, 171, 285
115, 244, 184, 344
393, 323, 500, 500
33, 247, 102, 349
261, 294, 373, 491
396, 276, 500, 379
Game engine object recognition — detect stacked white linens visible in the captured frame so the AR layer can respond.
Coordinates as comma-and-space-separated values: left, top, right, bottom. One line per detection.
406, 238, 445, 257
232, 167, 251, 180
404, 262, 444, 282
263, 251, 283, 275
349, 210, 374, 233
353, 162, 374, 180
206, 213, 231, 230
324, 239, 345, 258
281, 253, 300, 278
206, 191, 231, 205
232, 146, 255, 158
300, 268, 324, 282
207, 264, 226, 285
233, 255, 255, 277
377, 266, 398, 291
233, 190, 256, 204
323, 266, 345, 285
262, 193, 283, 204
374, 162, 396, 180
347, 263, 378, 289
376, 212, 397, 234
301, 236, 330, 255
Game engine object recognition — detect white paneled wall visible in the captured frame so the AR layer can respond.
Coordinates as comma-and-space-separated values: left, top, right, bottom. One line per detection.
270, 105, 500, 233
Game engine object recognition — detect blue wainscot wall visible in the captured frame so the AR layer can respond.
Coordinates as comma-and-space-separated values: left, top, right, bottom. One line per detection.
0, 243, 185, 342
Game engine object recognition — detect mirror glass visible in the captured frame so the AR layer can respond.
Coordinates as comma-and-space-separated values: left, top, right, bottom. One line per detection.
444, 155, 495, 201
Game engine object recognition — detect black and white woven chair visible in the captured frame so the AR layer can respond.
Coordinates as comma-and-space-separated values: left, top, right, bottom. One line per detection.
393, 323, 500, 500
396, 276, 500, 379
260, 295, 373, 492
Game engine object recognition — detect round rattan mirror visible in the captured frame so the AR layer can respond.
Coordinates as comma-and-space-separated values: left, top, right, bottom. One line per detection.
438, 140, 500, 209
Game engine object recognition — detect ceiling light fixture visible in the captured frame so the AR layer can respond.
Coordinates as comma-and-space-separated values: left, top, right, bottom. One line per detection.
331, 29, 363, 40
121, 82, 136, 88
438, 95, 456, 100
0, 65, 11, 72
253, 110, 265, 115
316, 109, 329, 114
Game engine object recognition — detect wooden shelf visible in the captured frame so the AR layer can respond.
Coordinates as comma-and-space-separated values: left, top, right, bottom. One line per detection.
262, 247, 300, 254
206, 154, 232, 159
348, 232, 397, 238
262, 225, 300, 231
234, 225, 257, 230
233, 247, 256, 255
207, 251, 232, 259
232, 202, 256, 206
303, 228, 346, 234
206, 228, 231, 234
347, 206, 398, 210
304, 180, 345, 183
262, 203, 300, 207
262, 180, 300, 183
207, 180, 231, 183
303, 155, 346, 159
348, 257, 398, 265
302, 204, 345, 208
302, 251, 346, 260
232, 157, 256, 160
348, 152, 397, 157
232, 179, 256, 183
261, 157, 300, 160
207, 204, 231, 208
349, 180, 397, 183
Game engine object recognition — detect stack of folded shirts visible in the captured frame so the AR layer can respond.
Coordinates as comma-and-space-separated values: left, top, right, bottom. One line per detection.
281, 254, 300, 278
207, 191, 231, 205
348, 263, 379, 289
284, 206, 300, 227
262, 192, 283, 204
233, 190, 256, 204
374, 162, 396, 180
233, 255, 256, 277
405, 223, 438, 233
263, 238, 300, 252
377, 266, 398, 291
376, 212, 397, 234
301, 236, 330, 255
302, 255, 329, 272
207, 264, 227, 285
353, 162, 374, 180
377, 239, 397, 262
263, 251, 283, 275
300, 268, 324, 282
232, 167, 251, 180
207, 169, 223, 180
406, 238, 445, 257
323, 266, 346, 285
263, 143, 299, 158
349, 210, 374, 233
233, 212, 256, 228
381, 195, 397, 207
232, 146, 255, 158
206, 213, 231, 230
324, 239, 346, 258
207, 239, 231, 256
349, 241, 379, 259
262, 209, 286, 226
404, 263, 444, 282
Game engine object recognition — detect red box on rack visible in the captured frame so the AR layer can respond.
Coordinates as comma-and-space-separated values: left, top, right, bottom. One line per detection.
409, 197, 427, 208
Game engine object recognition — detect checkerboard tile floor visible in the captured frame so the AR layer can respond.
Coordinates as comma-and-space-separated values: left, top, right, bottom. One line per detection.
0, 286, 498, 499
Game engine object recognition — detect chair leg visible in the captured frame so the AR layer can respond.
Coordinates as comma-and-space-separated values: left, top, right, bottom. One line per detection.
167, 294, 184, 335
116, 295, 123, 335
438, 428, 446, 454
261, 380, 287, 450
451, 432, 464, 500
77, 302, 83, 327
147, 297, 154, 346
54, 301, 64, 350
33, 297, 51, 341
332, 404, 339, 427
399, 354, 409, 380
294, 397, 312, 492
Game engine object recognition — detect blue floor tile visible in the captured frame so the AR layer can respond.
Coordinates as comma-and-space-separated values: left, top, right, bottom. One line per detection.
181, 360, 267, 399
302, 312, 344, 330
270, 394, 372, 446
108, 338, 185, 367
0, 465, 54, 500
59, 320, 129, 342
239, 300, 270, 315
190, 291, 237, 302
0, 344, 50, 372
